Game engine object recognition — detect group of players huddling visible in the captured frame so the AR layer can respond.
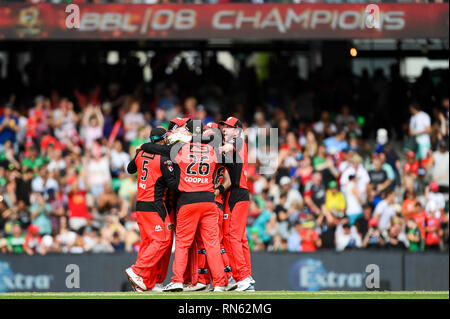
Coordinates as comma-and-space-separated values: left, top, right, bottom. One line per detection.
124, 116, 255, 292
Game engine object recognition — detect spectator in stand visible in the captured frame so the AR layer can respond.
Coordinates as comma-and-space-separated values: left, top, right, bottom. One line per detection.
323, 130, 349, 156
355, 203, 373, 239
343, 175, 364, 225
362, 218, 385, 250
123, 101, 146, 143
288, 220, 322, 253
21, 145, 47, 173
67, 179, 92, 232
129, 126, 150, 155
52, 98, 81, 155
266, 194, 290, 240
292, 154, 313, 190
403, 150, 419, 177
368, 154, 392, 204
111, 231, 125, 252
313, 110, 337, 140
424, 200, 442, 252
339, 153, 370, 202
23, 224, 46, 256
336, 104, 359, 134
5, 222, 25, 253
81, 105, 104, 149
402, 190, 418, 221
384, 219, 408, 251
325, 180, 346, 219
0, 105, 19, 149
158, 87, 178, 112
373, 190, 397, 233
267, 234, 288, 252
303, 171, 326, 217
84, 141, 112, 197
55, 216, 76, 253
29, 192, 52, 236
110, 140, 130, 176
426, 182, 446, 216
406, 218, 423, 252
378, 152, 396, 188
335, 221, 362, 252
248, 202, 273, 249
313, 144, 338, 187
302, 129, 318, 158
316, 207, 336, 250
409, 101, 432, 161
278, 176, 303, 211
430, 139, 449, 193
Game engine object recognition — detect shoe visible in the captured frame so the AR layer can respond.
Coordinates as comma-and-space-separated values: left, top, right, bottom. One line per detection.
125, 267, 147, 291
245, 283, 255, 292
249, 276, 256, 284
128, 278, 137, 291
225, 277, 238, 291
151, 283, 164, 292
213, 286, 226, 292
235, 277, 252, 291
183, 282, 208, 292
128, 277, 146, 292
163, 282, 184, 292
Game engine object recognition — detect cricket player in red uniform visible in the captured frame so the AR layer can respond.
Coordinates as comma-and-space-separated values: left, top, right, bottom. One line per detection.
125, 127, 178, 292
156, 117, 190, 286
139, 119, 228, 292
184, 122, 237, 291
219, 116, 255, 291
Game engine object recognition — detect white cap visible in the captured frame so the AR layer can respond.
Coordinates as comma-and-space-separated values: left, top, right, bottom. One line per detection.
377, 128, 388, 145
280, 176, 291, 186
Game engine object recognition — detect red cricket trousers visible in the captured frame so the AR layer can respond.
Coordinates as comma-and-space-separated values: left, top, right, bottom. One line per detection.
132, 211, 173, 289
183, 240, 199, 285
172, 202, 227, 287
196, 204, 232, 285
223, 200, 252, 282
154, 211, 175, 284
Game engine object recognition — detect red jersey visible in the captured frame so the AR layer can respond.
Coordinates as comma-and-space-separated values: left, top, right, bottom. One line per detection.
404, 161, 419, 176
414, 211, 428, 239
300, 229, 319, 252
128, 150, 177, 203
68, 190, 92, 220
425, 217, 441, 246
175, 143, 218, 193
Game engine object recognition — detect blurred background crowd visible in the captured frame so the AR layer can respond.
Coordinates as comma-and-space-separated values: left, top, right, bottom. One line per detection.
0, 0, 449, 4
0, 49, 448, 255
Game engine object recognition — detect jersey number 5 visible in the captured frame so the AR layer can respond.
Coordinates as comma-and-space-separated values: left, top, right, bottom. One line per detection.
141, 160, 149, 181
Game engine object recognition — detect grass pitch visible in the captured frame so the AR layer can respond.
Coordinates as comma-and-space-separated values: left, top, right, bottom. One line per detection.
0, 291, 448, 299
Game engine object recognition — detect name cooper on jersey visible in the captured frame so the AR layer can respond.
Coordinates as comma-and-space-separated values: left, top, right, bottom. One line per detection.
184, 176, 211, 184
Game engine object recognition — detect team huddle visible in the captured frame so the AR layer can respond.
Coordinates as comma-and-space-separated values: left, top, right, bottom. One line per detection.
124, 117, 255, 292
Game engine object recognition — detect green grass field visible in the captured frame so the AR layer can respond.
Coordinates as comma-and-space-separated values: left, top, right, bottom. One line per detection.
0, 291, 448, 299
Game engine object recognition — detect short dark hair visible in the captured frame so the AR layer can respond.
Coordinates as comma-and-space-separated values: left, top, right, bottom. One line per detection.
409, 100, 420, 110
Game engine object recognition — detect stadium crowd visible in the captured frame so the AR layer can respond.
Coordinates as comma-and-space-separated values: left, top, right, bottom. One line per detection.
0, 50, 448, 255
1, 0, 448, 4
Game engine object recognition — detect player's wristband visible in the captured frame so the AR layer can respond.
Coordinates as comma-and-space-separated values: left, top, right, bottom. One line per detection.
217, 185, 225, 194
